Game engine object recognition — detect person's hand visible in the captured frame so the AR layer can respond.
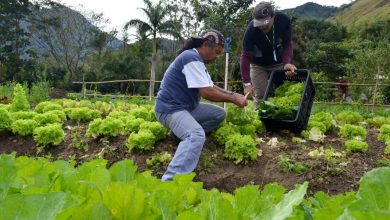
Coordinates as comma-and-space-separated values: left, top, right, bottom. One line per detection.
231, 92, 248, 108
284, 63, 297, 77
243, 84, 254, 99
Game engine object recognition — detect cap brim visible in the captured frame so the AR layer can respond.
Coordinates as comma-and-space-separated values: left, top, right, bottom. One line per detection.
253, 17, 271, 27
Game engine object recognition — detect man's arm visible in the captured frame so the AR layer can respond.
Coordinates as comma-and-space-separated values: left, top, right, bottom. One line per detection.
199, 86, 247, 107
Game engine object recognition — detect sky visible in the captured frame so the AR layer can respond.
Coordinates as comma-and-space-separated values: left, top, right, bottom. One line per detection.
54, 0, 354, 38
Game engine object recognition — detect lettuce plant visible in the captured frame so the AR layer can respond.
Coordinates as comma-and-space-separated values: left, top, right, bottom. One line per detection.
9, 111, 37, 121
224, 134, 260, 164
139, 121, 167, 141
11, 119, 38, 136
213, 123, 240, 145
126, 129, 156, 151
33, 123, 65, 146
339, 124, 367, 140
68, 107, 101, 122
33, 112, 62, 126
9, 84, 30, 112
0, 108, 11, 132
378, 124, 390, 141
335, 111, 363, 125
345, 140, 368, 153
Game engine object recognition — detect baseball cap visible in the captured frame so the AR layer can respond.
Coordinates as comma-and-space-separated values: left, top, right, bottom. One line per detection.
199, 29, 225, 46
253, 2, 274, 27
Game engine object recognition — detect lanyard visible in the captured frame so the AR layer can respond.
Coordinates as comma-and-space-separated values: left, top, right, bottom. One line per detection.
263, 24, 277, 62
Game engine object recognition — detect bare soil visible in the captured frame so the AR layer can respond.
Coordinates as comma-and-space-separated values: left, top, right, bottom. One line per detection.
0, 123, 388, 195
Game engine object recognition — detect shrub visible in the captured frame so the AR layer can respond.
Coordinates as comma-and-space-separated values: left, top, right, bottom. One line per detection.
33, 123, 65, 146
345, 140, 368, 153
126, 129, 156, 151
339, 124, 367, 140
11, 119, 38, 136
9, 84, 30, 112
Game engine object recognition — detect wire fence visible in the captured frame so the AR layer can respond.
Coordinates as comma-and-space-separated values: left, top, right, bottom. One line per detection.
72, 78, 390, 108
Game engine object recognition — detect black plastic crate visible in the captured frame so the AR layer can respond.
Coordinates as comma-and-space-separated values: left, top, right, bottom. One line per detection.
260, 69, 315, 133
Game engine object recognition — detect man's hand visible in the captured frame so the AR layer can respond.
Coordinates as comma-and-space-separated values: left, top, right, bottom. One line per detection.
243, 84, 254, 99
284, 63, 297, 77
231, 92, 248, 107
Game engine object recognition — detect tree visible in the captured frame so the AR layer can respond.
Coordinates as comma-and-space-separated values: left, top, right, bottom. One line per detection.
124, 0, 181, 99
0, 0, 34, 82
29, 4, 112, 84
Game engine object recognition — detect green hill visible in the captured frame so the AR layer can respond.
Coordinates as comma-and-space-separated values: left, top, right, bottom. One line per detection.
330, 0, 390, 28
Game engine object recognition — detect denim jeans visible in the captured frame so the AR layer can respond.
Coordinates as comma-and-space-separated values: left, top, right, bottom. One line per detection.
155, 103, 226, 181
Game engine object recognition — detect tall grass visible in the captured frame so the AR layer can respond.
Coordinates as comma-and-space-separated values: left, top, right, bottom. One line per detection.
0, 81, 51, 105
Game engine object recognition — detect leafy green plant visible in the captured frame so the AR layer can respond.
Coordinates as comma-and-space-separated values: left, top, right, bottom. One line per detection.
139, 121, 167, 141
339, 124, 367, 140
33, 112, 62, 126
11, 119, 38, 136
69, 125, 89, 151
0, 108, 11, 132
98, 117, 125, 137
378, 124, 390, 141
308, 111, 334, 132
226, 104, 257, 125
124, 118, 146, 133
384, 140, 390, 156
277, 154, 309, 174
28, 81, 51, 105
213, 123, 239, 145
33, 123, 65, 146
86, 118, 103, 138
34, 101, 53, 113
224, 134, 259, 164
335, 111, 363, 125
345, 140, 368, 153
9, 84, 30, 112
126, 129, 156, 151
94, 101, 112, 115
68, 107, 101, 122
9, 111, 37, 121
146, 152, 172, 167
366, 116, 390, 128
42, 103, 63, 113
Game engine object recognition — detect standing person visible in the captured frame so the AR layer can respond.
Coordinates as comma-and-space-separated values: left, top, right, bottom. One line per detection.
240, 1, 297, 108
155, 29, 248, 181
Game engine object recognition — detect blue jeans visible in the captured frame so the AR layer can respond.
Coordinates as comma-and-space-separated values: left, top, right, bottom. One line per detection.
155, 103, 226, 181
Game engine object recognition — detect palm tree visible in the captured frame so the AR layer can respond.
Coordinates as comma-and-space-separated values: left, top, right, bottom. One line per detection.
124, 0, 181, 99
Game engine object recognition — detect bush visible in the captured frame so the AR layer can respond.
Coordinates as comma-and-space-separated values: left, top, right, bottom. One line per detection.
11, 119, 38, 136
33, 123, 65, 146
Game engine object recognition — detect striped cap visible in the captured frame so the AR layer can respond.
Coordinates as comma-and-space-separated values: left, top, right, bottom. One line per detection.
199, 29, 225, 46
